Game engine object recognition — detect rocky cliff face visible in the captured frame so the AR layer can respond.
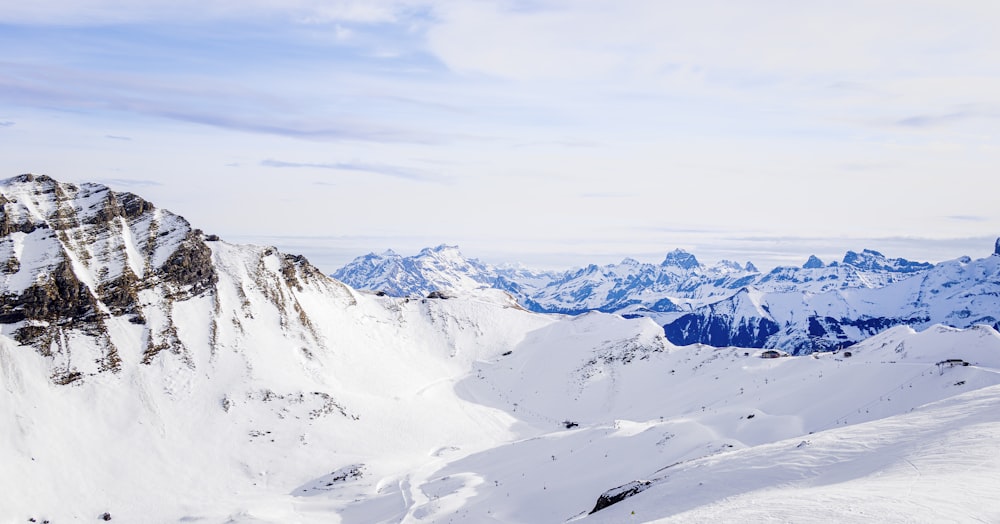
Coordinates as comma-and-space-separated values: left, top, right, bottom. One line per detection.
0, 174, 342, 384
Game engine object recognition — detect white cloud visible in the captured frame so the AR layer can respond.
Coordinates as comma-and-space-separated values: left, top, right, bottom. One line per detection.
426, 1, 1000, 82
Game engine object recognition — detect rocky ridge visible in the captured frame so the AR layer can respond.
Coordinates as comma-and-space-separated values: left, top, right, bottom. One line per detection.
0, 174, 340, 384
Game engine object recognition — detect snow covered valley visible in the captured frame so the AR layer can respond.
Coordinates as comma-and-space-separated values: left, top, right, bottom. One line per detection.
4, 291, 1000, 522
2, 175, 999, 523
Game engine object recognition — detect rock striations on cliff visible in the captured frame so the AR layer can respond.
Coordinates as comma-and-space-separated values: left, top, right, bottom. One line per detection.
0, 174, 343, 384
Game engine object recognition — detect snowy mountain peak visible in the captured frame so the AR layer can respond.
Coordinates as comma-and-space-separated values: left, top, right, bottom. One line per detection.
994, 237, 1000, 256
714, 259, 745, 272
803, 254, 824, 269
419, 244, 461, 256
841, 248, 932, 273
333, 244, 499, 297
661, 248, 700, 269
0, 174, 215, 360
745, 261, 759, 272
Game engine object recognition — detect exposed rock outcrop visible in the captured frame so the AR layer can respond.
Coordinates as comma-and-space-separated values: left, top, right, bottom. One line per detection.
0, 174, 219, 381
590, 480, 652, 513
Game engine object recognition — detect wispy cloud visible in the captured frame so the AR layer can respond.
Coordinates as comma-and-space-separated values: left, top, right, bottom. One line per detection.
105, 134, 131, 140
0, 121, 14, 127
261, 158, 445, 182
158, 110, 446, 144
896, 109, 999, 128
0, 61, 454, 146
946, 215, 988, 222
96, 178, 163, 188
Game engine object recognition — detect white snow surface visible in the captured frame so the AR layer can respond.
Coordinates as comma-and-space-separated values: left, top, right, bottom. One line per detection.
2, 176, 999, 522
3, 238, 1000, 522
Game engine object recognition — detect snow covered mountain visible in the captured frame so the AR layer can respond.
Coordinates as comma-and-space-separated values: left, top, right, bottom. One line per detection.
515, 250, 761, 315
752, 249, 933, 294
664, 248, 1000, 353
334, 243, 979, 352
334, 246, 937, 312
3, 174, 1000, 522
334, 247, 762, 314
331, 244, 504, 297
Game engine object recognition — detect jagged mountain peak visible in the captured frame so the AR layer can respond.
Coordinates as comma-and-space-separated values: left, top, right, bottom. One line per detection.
4, 172, 60, 186
332, 244, 498, 297
841, 248, 932, 273
419, 244, 462, 256
0, 174, 346, 385
714, 259, 744, 272
661, 248, 700, 269
994, 237, 1000, 256
803, 255, 824, 269
842, 248, 885, 266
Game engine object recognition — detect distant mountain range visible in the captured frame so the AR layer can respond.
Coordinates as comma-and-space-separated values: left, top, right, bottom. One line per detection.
333, 240, 1000, 353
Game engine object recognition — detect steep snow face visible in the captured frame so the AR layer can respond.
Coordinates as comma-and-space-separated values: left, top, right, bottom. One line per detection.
663, 287, 781, 348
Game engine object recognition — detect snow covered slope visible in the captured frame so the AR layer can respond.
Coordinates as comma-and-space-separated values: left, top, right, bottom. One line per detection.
370, 322, 1000, 523
583, 382, 1000, 523
3, 174, 999, 523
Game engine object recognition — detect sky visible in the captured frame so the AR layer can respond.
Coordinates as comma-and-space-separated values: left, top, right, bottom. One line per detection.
1, 0, 999, 272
